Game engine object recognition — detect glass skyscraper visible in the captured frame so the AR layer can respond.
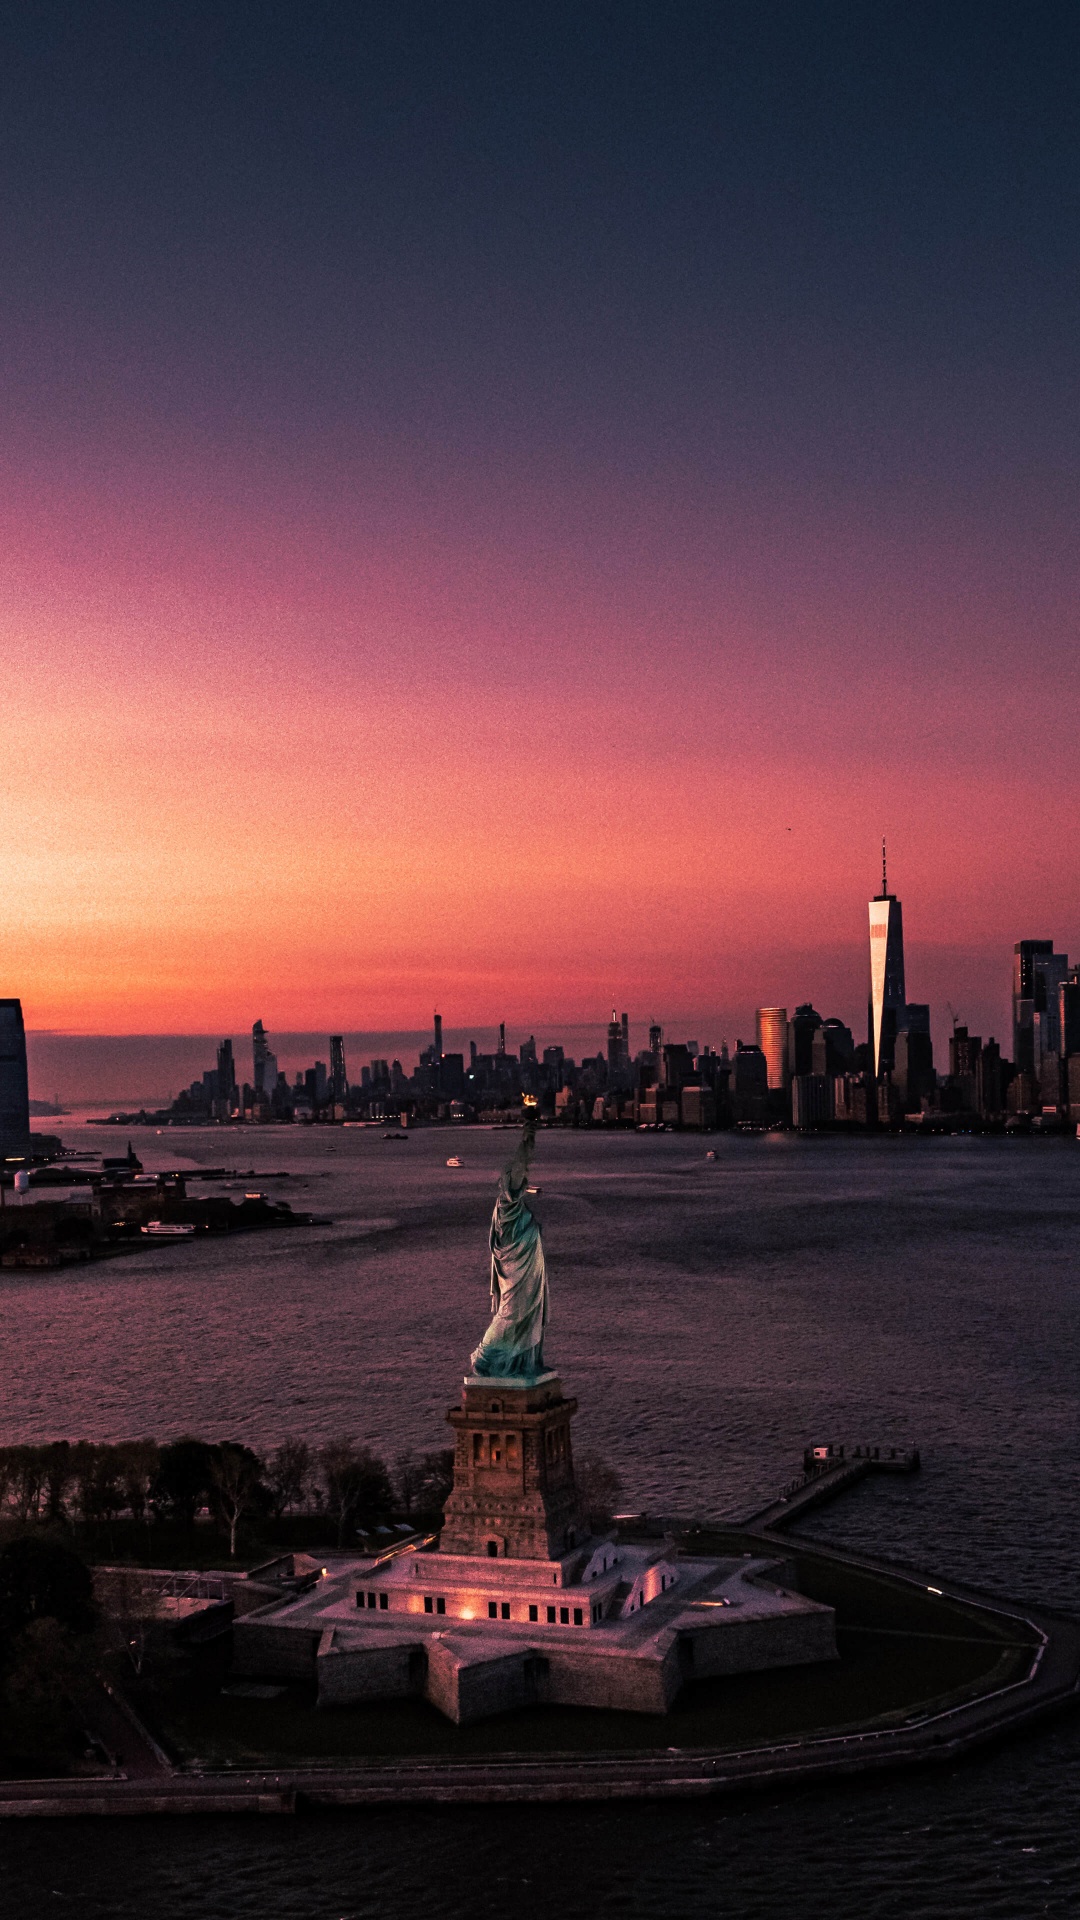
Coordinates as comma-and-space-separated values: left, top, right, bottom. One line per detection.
0, 998, 31, 1159
869, 862, 906, 1079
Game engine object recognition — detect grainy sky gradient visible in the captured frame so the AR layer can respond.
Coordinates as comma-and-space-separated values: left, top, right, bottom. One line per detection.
3, 2, 1078, 1066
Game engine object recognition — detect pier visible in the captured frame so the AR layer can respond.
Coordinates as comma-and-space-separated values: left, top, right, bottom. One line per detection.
733, 1442, 920, 1532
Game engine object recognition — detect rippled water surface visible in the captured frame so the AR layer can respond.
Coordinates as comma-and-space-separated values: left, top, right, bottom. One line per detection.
2, 1124, 1078, 1917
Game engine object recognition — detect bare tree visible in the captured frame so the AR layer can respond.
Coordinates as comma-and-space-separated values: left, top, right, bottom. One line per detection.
210, 1444, 266, 1558
318, 1439, 392, 1549
116, 1440, 160, 1529
10, 1446, 46, 1524
266, 1437, 312, 1520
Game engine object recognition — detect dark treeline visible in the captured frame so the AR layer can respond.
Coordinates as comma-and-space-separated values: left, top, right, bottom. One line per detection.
0, 1437, 456, 1557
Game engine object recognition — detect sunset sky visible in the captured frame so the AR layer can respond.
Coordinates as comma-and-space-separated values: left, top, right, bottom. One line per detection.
3, 3, 1079, 1067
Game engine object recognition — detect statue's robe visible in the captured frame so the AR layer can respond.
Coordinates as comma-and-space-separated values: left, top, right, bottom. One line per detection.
470, 1127, 548, 1378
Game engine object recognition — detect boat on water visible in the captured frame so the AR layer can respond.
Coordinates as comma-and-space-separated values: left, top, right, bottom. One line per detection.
383, 1131, 410, 1142
446, 1156, 464, 1167
142, 1221, 196, 1238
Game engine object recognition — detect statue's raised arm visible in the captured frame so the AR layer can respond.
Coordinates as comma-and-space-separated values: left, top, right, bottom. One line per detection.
469, 1108, 548, 1379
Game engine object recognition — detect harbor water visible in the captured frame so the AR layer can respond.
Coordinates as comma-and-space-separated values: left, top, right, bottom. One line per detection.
1, 1124, 1078, 1917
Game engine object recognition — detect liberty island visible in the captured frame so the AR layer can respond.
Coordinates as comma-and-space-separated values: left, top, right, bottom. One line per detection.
231, 1116, 836, 1722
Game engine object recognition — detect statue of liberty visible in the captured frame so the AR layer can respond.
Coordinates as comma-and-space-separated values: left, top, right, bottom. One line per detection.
470, 1105, 549, 1379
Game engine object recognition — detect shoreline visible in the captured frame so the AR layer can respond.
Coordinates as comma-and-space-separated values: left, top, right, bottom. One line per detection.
4, 1530, 1077, 1817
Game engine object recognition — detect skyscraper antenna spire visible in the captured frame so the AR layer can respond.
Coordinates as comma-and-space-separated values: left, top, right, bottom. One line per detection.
882, 836, 887, 896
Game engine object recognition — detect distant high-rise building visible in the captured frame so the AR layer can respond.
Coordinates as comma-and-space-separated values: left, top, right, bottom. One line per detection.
433, 1012, 443, 1061
620, 1011, 629, 1053
606, 1008, 628, 1089
648, 1022, 662, 1057
755, 1008, 788, 1091
0, 999, 31, 1159
498, 1022, 507, 1057
869, 843, 906, 1077
812, 1018, 855, 1078
329, 1036, 347, 1102
1012, 941, 1068, 1075
786, 1004, 822, 1080
252, 1020, 270, 1097
216, 1039, 237, 1115
1060, 974, 1080, 1060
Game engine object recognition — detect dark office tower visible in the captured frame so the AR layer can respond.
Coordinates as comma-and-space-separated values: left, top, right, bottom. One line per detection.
812, 1018, 855, 1078
433, 1012, 443, 1061
0, 999, 31, 1159
1060, 975, 1080, 1059
648, 1022, 662, 1057
949, 1027, 982, 1078
786, 1005, 822, 1080
216, 1039, 236, 1114
869, 843, 906, 1077
620, 1012, 629, 1053
976, 1040, 1004, 1120
893, 1028, 935, 1111
1012, 941, 1069, 1075
329, 1036, 347, 1103
498, 1023, 507, 1057
252, 1020, 269, 1097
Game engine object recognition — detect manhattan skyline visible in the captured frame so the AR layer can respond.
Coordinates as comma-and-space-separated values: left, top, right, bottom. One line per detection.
3, 7, 1078, 1040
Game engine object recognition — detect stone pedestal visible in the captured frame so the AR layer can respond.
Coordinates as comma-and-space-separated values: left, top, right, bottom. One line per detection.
439, 1372, 586, 1560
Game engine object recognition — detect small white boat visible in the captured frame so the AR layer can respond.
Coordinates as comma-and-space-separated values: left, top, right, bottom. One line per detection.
446, 1156, 464, 1168
142, 1221, 196, 1237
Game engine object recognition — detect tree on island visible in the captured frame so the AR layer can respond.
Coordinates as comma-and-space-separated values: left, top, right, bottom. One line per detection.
153, 1438, 218, 1530
395, 1447, 455, 1523
266, 1437, 312, 1520
318, 1439, 393, 1548
0, 1539, 98, 1767
210, 1444, 269, 1558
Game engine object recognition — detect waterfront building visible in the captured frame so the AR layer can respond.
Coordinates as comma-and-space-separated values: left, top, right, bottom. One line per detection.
811, 1018, 855, 1078
216, 1039, 237, 1119
732, 1041, 769, 1125
1013, 941, 1069, 1077
869, 847, 906, 1078
252, 1021, 270, 1097
975, 1040, 1005, 1120
606, 1008, 630, 1092
755, 1008, 788, 1091
0, 999, 31, 1160
786, 1004, 822, 1080
893, 1027, 934, 1112
792, 1073, 832, 1128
